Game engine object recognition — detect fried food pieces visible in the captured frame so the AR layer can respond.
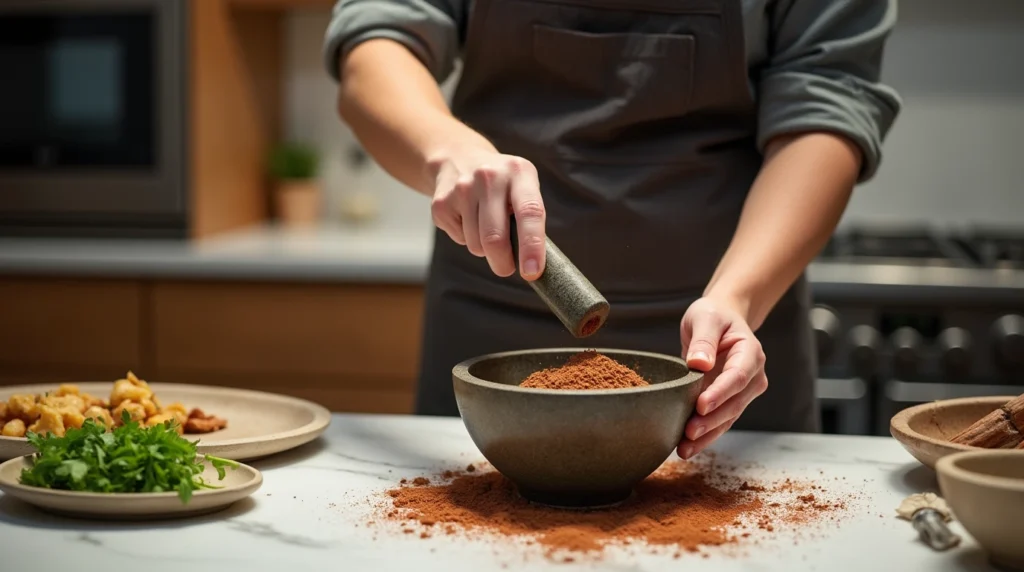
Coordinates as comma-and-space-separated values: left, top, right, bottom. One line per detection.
0, 372, 227, 438
183, 408, 228, 434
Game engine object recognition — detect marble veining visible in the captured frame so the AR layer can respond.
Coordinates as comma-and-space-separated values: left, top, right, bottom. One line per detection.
75, 532, 103, 546
226, 520, 335, 548
0, 413, 1003, 571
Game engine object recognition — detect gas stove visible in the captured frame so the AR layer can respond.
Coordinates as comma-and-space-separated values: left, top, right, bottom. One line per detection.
818, 225, 1024, 270
957, 229, 1024, 271
807, 225, 1024, 437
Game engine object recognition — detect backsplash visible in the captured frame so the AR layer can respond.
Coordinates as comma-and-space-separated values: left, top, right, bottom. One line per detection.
283, 0, 1024, 232
282, 11, 457, 235
842, 0, 1024, 229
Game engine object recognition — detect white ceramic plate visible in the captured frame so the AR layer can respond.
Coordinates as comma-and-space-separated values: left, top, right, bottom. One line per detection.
0, 382, 331, 461
0, 455, 262, 520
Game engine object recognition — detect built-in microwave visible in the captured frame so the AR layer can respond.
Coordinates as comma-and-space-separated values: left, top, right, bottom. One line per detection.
0, 0, 187, 237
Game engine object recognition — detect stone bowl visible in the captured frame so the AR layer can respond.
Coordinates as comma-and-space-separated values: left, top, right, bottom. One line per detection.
889, 396, 1016, 470
937, 450, 1024, 571
452, 347, 703, 509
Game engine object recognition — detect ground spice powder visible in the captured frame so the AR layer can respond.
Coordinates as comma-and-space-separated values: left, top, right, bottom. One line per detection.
373, 455, 853, 562
519, 350, 650, 390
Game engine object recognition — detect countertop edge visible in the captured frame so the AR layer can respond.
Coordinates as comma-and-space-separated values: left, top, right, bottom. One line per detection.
0, 257, 431, 284
1, 229, 1023, 300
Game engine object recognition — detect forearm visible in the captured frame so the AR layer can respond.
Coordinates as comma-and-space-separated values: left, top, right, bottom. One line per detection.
704, 132, 862, 330
336, 38, 493, 196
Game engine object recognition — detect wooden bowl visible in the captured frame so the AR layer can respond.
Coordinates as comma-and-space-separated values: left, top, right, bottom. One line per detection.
937, 450, 1024, 571
890, 396, 1016, 469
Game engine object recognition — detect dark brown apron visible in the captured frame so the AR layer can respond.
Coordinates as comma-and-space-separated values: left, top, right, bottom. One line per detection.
415, 0, 820, 433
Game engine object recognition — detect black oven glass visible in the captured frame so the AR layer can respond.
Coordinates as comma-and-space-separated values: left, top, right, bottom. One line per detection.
0, 12, 155, 169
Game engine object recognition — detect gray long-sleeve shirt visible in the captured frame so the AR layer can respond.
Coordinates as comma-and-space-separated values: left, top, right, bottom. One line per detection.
323, 0, 902, 182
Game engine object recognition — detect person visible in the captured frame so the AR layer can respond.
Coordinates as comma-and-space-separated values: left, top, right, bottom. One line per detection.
323, 0, 901, 459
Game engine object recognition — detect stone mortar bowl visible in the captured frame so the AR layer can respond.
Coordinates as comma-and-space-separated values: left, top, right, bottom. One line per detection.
452, 347, 703, 509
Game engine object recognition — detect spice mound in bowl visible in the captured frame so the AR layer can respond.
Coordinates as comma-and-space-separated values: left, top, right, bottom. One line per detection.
519, 350, 650, 390
451, 348, 703, 509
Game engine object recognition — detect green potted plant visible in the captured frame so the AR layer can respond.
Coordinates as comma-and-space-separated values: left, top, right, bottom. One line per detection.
268, 142, 321, 226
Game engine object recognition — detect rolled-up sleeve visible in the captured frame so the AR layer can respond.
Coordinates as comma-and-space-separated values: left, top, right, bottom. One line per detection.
323, 0, 466, 84
758, 0, 903, 182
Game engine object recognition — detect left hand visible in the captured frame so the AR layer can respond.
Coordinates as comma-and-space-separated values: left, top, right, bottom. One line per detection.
676, 296, 768, 460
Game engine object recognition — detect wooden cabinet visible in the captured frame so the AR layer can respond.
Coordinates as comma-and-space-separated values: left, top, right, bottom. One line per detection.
0, 278, 145, 371
151, 281, 422, 380
0, 277, 424, 414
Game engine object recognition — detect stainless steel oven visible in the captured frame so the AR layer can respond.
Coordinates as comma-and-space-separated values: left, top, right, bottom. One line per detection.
816, 377, 872, 435
810, 224, 1024, 436
0, 0, 187, 237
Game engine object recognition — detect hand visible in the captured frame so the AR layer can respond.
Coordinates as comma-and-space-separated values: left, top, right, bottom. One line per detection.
677, 296, 768, 459
428, 146, 547, 280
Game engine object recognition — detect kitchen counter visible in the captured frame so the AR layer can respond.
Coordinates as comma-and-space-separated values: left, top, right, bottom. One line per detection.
2, 223, 1024, 301
0, 414, 1001, 571
0, 223, 435, 284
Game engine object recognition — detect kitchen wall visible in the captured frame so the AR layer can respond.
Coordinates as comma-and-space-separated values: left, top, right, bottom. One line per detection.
283, 0, 1024, 233
848, 0, 1024, 229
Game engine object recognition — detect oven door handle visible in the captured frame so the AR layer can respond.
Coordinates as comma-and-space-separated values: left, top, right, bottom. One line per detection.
817, 377, 868, 401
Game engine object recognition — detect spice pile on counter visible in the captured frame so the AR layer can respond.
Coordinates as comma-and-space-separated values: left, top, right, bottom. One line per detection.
519, 351, 650, 390
367, 454, 859, 562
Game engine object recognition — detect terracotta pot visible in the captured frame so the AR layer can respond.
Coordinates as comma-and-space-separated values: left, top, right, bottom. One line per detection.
275, 180, 321, 226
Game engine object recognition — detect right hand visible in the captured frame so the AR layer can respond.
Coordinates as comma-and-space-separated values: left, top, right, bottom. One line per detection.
428, 147, 547, 280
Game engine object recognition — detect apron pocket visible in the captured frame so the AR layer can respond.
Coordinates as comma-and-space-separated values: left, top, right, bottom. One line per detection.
531, 25, 696, 160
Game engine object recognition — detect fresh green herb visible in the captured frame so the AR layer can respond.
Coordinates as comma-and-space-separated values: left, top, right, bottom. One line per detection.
18, 411, 238, 504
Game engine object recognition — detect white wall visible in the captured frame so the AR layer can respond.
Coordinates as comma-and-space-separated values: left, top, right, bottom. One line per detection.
846, 0, 1024, 228
283, 0, 1024, 231
282, 11, 453, 234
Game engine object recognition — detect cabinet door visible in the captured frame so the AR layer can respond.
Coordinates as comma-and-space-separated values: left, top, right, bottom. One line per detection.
152, 280, 424, 385
0, 278, 144, 375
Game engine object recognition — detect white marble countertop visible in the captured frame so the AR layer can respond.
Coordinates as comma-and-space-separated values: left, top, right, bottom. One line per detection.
0, 414, 1001, 571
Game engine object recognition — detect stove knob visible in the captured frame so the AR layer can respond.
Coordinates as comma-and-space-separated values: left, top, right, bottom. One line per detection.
992, 314, 1024, 372
890, 327, 922, 380
848, 325, 882, 379
810, 305, 840, 361
938, 327, 972, 378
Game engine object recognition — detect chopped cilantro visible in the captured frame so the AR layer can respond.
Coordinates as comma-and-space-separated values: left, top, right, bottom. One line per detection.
18, 411, 238, 504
